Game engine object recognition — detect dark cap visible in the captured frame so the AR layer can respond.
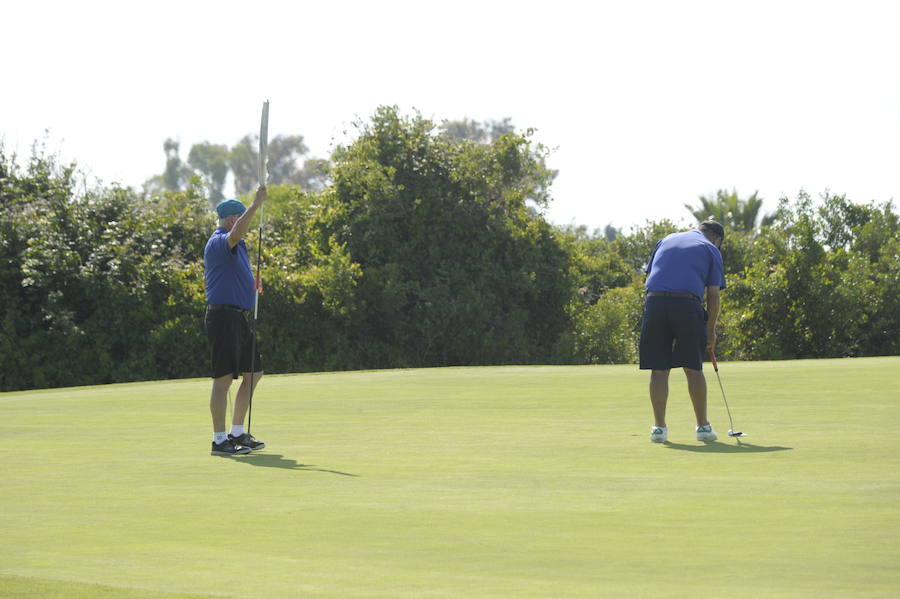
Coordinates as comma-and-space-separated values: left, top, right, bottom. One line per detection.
699, 220, 725, 239
215, 199, 246, 219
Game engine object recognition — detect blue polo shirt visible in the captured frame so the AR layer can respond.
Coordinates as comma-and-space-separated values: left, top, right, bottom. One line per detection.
204, 228, 256, 310
645, 230, 726, 299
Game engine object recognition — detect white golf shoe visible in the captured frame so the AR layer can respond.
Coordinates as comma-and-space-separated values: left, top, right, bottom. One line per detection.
696, 424, 717, 441
650, 426, 668, 443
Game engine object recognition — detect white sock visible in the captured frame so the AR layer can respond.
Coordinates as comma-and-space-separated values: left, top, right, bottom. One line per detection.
230, 424, 245, 438
214, 432, 228, 444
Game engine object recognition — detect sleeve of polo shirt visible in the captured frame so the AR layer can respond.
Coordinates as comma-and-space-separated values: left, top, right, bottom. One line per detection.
212, 231, 239, 257
645, 241, 662, 275
706, 247, 727, 289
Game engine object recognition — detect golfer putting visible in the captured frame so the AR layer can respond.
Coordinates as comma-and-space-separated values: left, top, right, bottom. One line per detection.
639, 220, 726, 443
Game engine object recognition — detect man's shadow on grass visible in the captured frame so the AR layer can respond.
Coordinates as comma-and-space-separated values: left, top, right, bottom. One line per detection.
230, 453, 360, 476
664, 441, 792, 453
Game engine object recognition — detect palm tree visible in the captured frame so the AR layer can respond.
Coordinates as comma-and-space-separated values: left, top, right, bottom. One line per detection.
684, 189, 772, 232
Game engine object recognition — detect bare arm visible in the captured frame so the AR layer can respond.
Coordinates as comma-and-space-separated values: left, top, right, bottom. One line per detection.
705, 285, 720, 352
227, 186, 267, 248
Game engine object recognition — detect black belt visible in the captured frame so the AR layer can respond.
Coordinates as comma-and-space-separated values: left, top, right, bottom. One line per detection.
647, 291, 701, 301
206, 304, 247, 312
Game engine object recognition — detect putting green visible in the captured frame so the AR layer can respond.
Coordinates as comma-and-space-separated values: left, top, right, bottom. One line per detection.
2, 357, 898, 598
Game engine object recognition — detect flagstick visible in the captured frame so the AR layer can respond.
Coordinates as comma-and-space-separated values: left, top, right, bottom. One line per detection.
247, 100, 268, 435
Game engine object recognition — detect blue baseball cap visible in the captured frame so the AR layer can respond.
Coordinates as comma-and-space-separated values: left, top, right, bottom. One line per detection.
215, 199, 246, 219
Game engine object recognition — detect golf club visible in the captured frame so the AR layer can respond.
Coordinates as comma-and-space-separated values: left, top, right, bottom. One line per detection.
708, 349, 746, 437
246, 99, 269, 434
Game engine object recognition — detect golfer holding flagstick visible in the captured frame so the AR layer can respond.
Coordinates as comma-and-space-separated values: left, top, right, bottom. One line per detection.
203, 101, 269, 456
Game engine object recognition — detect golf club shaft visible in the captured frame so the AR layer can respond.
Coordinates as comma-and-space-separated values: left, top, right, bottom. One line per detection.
709, 349, 736, 432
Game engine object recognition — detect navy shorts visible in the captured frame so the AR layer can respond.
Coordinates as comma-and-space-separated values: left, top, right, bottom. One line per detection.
639, 296, 706, 370
205, 308, 262, 379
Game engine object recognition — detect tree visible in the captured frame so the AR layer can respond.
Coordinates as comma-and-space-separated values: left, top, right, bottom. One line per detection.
439, 117, 556, 205
230, 135, 330, 194
685, 189, 773, 232
228, 135, 259, 195
817, 191, 876, 250
441, 117, 515, 143
9, 116, 900, 391
720, 192, 900, 360
144, 139, 192, 194
148, 134, 328, 198
187, 142, 229, 205
162, 139, 190, 191
321, 106, 571, 367
265, 134, 309, 185
563, 284, 643, 364
293, 157, 331, 192
1, 146, 212, 391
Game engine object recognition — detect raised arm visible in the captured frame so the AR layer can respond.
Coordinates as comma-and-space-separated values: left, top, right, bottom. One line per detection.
227, 186, 267, 248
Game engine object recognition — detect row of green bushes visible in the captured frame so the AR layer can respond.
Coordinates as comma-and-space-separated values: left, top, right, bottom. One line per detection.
2, 107, 897, 391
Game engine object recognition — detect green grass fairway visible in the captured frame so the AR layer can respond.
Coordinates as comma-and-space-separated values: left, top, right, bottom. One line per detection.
3, 357, 899, 598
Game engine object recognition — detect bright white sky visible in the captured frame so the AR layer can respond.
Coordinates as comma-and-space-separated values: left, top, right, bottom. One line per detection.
3, 0, 898, 232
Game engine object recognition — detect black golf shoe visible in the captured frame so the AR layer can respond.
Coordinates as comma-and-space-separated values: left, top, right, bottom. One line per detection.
211, 438, 252, 456
228, 432, 266, 451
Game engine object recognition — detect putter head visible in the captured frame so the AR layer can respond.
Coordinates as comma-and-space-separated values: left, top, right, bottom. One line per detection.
728, 430, 747, 437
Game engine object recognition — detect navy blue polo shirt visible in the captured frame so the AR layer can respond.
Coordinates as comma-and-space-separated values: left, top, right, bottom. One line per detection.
645, 230, 726, 299
204, 228, 256, 310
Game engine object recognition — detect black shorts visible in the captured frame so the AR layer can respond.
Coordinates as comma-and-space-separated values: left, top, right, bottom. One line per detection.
205, 307, 262, 379
639, 296, 706, 371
